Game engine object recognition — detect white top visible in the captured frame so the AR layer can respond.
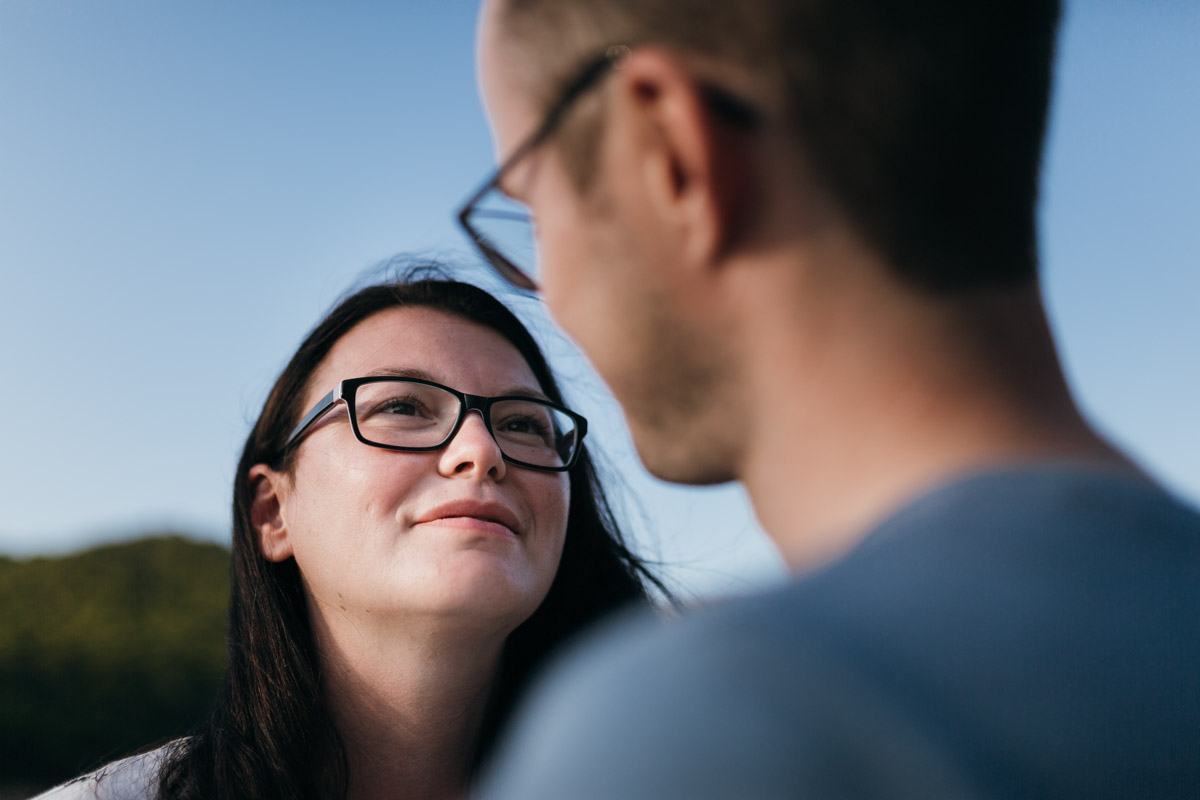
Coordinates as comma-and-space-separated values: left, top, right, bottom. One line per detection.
32, 743, 176, 800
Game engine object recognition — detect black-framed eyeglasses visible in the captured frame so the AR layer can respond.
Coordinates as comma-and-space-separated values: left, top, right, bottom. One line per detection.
456, 45, 632, 293
282, 376, 588, 472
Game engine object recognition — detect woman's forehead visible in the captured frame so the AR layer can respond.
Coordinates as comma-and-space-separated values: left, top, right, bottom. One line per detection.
308, 305, 541, 403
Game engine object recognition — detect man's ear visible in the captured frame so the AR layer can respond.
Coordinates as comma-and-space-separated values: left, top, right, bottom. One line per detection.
248, 463, 294, 563
615, 47, 753, 269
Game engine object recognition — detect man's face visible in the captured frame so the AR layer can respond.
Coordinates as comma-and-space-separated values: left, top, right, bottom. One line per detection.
475, 1, 739, 485
476, 1, 617, 359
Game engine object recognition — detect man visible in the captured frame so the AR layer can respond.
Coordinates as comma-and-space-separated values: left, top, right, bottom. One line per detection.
458, 0, 1200, 796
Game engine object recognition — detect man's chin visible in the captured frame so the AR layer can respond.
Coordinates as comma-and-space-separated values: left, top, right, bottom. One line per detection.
630, 427, 737, 487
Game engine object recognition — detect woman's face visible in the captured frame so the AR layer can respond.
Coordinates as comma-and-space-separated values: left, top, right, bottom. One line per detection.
263, 306, 570, 636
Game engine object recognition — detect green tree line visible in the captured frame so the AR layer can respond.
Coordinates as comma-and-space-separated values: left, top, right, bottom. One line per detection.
0, 536, 229, 796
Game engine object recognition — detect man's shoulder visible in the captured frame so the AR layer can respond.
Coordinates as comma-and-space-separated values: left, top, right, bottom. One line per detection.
577, 464, 1200, 674
482, 465, 1200, 799
486, 589, 978, 798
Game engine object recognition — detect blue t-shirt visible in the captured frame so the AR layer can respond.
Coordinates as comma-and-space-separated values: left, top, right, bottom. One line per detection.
481, 465, 1200, 799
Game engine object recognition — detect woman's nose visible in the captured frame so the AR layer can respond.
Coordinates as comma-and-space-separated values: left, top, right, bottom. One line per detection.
437, 410, 507, 480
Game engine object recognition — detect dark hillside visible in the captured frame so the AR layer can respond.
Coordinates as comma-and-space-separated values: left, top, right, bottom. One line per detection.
0, 536, 228, 794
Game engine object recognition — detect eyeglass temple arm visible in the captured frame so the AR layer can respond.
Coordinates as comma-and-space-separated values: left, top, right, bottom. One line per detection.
283, 385, 342, 450
457, 48, 626, 220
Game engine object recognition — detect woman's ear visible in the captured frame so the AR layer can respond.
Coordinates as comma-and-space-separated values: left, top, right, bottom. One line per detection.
248, 463, 294, 563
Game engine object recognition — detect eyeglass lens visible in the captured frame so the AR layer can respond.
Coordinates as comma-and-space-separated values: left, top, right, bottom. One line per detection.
352, 380, 576, 468
463, 188, 539, 288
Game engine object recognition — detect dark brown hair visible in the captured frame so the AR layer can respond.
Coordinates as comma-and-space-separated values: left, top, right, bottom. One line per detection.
156, 272, 665, 799
497, 0, 1061, 292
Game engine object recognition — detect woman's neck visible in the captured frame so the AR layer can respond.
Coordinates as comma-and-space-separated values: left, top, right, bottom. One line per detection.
313, 608, 509, 800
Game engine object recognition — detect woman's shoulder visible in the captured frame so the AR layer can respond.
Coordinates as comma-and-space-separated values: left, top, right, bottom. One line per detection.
30, 741, 184, 800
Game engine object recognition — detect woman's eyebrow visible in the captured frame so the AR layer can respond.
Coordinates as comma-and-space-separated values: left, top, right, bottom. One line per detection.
364, 366, 439, 382
496, 386, 552, 402
363, 367, 550, 402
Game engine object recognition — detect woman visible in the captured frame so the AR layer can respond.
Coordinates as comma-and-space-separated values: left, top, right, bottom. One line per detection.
40, 274, 664, 800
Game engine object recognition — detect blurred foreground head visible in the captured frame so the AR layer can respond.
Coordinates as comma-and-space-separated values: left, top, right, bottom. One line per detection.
481, 0, 1059, 290
476, 0, 1062, 492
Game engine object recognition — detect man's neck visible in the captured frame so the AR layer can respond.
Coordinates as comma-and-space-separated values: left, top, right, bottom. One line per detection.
733, 270, 1133, 571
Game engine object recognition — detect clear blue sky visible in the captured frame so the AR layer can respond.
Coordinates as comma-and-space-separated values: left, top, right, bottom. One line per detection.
1, 1, 1197, 599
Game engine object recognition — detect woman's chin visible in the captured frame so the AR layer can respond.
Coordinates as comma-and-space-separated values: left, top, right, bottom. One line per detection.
411, 557, 549, 626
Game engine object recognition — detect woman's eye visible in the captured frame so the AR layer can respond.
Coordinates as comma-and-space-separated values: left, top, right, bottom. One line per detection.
382, 399, 420, 416
361, 393, 433, 421
500, 415, 549, 436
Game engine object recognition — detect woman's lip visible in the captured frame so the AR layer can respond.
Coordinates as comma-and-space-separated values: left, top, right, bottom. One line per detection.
416, 516, 517, 537
415, 500, 523, 535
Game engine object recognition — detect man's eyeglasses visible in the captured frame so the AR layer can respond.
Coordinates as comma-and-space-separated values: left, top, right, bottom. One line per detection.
456, 45, 631, 293
456, 45, 760, 293
283, 376, 588, 472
